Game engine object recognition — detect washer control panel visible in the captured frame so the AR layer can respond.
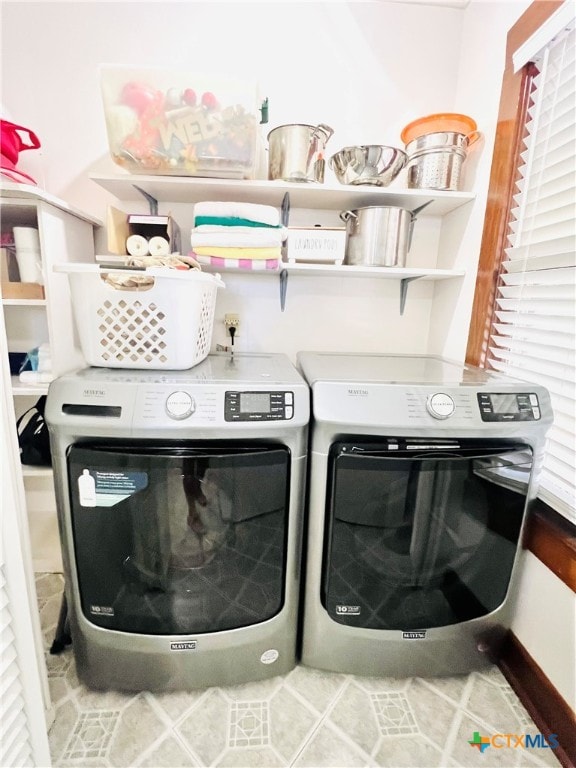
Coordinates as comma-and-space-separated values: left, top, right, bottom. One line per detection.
225, 391, 294, 421
165, 391, 196, 420
426, 393, 455, 419
477, 392, 541, 421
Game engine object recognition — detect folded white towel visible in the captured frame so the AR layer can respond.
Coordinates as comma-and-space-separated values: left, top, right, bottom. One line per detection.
195, 224, 288, 239
191, 229, 284, 248
193, 201, 280, 227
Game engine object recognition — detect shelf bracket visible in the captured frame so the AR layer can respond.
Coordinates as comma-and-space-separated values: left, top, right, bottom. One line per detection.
279, 269, 288, 311
399, 276, 421, 315
133, 185, 159, 216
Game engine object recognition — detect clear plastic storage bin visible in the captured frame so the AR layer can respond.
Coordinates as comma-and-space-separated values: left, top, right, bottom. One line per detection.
100, 66, 262, 179
56, 264, 224, 369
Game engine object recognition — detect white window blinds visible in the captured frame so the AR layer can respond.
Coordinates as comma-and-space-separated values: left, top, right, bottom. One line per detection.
488, 20, 576, 524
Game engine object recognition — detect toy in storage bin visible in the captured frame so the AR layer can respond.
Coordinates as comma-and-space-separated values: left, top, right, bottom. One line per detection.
55, 264, 224, 370
100, 66, 263, 179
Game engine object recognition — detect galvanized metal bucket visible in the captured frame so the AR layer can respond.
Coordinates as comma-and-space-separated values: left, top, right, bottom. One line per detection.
267, 123, 334, 183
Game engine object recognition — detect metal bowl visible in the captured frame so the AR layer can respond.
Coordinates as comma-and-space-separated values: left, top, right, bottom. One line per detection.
329, 145, 407, 187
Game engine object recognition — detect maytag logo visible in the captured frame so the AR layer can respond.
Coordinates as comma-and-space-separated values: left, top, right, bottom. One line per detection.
347, 388, 368, 397
403, 631, 426, 640
84, 388, 105, 397
170, 641, 197, 651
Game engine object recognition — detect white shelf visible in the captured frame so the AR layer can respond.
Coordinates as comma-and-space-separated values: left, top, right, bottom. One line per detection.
11, 376, 50, 396
0, 182, 102, 226
2, 298, 47, 307
90, 172, 475, 216
201, 262, 464, 281
284, 264, 465, 280
22, 466, 53, 478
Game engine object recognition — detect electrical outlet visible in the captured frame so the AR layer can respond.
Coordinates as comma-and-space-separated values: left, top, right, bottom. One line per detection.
224, 313, 240, 339
224, 314, 240, 334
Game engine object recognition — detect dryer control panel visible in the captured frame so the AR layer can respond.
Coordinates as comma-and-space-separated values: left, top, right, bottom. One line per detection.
478, 392, 541, 421
225, 391, 294, 421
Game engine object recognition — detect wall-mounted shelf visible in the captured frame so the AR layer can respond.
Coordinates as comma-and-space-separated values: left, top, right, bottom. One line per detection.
280, 264, 465, 313
2, 298, 47, 307
283, 263, 464, 279
1, 181, 102, 226
199, 262, 465, 313
90, 172, 475, 215
91, 172, 474, 315
22, 466, 53, 478
11, 376, 50, 396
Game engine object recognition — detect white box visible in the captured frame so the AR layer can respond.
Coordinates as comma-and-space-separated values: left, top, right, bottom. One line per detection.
106, 206, 181, 257
286, 227, 346, 265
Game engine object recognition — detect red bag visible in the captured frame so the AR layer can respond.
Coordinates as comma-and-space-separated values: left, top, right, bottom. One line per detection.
1, 119, 41, 185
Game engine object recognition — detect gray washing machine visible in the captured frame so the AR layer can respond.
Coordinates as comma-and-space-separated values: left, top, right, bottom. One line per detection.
46, 353, 308, 691
297, 352, 553, 677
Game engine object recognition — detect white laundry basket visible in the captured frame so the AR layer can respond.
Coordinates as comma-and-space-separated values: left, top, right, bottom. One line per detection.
56, 264, 224, 369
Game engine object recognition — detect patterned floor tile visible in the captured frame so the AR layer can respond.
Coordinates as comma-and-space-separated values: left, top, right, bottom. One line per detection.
328, 681, 383, 755
291, 721, 369, 767
107, 695, 168, 767
405, 678, 459, 750
148, 688, 208, 724
61, 710, 119, 762
372, 735, 444, 767
371, 691, 419, 737
48, 699, 81, 766
463, 671, 527, 733
176, 688, 230, 766
229, 701, 270, 748
138, 734, 200, 767
269, 685, 322, 762
285, 664, 347, 714
216, 746, 286, 767
35, 572, 65, 602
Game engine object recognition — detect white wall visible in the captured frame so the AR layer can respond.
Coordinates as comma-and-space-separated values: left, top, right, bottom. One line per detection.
511, 551, 576, 711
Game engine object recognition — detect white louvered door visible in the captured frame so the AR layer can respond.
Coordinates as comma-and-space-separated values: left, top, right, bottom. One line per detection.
1, 306, 52, 767
488, 16, 576, 524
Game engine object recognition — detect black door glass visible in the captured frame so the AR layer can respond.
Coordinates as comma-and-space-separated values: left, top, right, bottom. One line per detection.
323, 440, 532, 630
67, 443, 290, 635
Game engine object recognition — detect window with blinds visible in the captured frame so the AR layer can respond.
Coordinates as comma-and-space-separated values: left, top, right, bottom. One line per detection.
488, 20, 576, 524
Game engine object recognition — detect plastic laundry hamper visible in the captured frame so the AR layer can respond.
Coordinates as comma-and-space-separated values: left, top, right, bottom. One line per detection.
56, 264, 224, 369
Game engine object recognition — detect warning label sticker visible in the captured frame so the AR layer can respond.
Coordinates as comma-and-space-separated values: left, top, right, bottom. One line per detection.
78, 469, 148, 507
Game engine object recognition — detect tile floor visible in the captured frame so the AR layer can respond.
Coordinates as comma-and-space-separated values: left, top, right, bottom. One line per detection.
36, 573, 562, 768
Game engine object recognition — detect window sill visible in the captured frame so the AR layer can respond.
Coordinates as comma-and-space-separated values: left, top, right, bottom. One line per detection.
523, 499, 576, 593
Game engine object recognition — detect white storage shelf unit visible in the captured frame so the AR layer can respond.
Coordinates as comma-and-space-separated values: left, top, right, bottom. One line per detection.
1, 182, 100, 571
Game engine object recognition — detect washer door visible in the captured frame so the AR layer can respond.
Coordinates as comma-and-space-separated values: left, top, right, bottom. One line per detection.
67, 442, 290, 634
323, 439, 533, 630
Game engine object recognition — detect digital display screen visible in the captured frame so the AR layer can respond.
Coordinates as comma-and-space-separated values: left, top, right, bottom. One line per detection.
240, 393, 271, 413
491, 394, 519, 414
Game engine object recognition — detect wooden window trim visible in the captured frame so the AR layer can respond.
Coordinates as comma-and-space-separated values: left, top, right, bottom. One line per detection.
465, 0, 575, 592
524, 500, 576, 593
